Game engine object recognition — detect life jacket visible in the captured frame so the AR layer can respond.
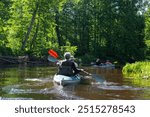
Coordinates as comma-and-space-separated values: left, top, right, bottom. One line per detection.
58, 60, 74, 76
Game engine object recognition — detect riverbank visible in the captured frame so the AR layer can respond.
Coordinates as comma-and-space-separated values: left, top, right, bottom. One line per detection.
122, 61, 150, 79
0, 55, 124, 68
0, 55, 50, 66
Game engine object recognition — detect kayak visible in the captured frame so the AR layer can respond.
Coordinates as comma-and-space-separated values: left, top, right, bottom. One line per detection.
53, 74, 81, 86
93, 64, 115, 69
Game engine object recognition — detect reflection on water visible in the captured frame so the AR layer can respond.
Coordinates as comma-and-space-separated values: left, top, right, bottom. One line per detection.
0, 66, 150, 100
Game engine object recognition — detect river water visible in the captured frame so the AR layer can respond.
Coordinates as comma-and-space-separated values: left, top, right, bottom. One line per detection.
0, 65, 150, 100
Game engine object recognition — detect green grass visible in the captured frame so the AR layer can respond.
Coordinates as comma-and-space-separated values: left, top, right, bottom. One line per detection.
122, 61, 150, 79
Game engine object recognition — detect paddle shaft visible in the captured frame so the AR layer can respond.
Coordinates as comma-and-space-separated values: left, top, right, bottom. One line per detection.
81, 70, 92, 76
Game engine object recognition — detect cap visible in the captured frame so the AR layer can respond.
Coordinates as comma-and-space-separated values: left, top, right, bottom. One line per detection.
64, 52, 71, 59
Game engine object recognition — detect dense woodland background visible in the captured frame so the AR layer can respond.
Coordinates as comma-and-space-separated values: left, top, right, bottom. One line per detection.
0, 0, 150, 64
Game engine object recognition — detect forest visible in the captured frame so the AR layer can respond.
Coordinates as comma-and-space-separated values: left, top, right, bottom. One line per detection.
0, 0, 150, 64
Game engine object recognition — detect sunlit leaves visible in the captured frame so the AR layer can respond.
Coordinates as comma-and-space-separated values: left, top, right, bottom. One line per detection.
0, 0, 148, 63
122, 62, 150, 86
5, 0, 68, 56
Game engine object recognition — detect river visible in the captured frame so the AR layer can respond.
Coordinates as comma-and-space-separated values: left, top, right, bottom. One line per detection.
0, 65, 150, 100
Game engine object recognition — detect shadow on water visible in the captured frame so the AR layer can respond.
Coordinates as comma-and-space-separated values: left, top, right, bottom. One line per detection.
0, 66, 150, 100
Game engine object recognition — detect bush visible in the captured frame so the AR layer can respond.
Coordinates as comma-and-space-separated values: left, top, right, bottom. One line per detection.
122, 61, 150, 79
80, 54, 95, 65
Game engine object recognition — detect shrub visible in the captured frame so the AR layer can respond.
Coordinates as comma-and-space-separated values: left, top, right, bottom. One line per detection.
122, 61, 150, 79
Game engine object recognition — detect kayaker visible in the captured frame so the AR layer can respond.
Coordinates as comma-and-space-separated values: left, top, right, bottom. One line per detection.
96, 58, 101, 65
105, 60, 112, 65
57, 52, 83, 76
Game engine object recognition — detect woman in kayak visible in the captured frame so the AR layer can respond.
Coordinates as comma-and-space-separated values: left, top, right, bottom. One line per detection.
57, 52, 83, 76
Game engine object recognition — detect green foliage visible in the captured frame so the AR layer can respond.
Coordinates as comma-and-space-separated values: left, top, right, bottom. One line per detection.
0, 0, 148, 64
57, 0, 146, 62
60, 41, 77, 57
132, 78, 150, 87
0, 0, 11, 55
80, 54, 95, 64
122, 62, 150, 79
145, 6, 150, 40
5, 0, 68, 56
122, 62, 150, 87
145, 4, 150, 60
145, 40, 150, 60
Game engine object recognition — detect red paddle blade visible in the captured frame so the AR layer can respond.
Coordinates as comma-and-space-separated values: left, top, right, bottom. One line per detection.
48, 49, 58, 58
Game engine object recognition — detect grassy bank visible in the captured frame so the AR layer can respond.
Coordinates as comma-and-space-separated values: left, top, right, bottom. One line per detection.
122, 61, 150, 79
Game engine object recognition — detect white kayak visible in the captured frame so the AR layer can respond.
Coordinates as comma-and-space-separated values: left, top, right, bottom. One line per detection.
53, 74, 81, 86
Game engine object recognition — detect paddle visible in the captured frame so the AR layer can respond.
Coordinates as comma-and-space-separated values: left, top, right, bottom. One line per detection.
47, 55, 58, 62
48, 49, 58, 58
81, 69, 105, 83
81, 69, 92, 76
48, 49, 59, 62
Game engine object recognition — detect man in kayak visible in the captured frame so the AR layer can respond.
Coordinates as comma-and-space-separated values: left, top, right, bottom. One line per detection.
57, 52, 83, 76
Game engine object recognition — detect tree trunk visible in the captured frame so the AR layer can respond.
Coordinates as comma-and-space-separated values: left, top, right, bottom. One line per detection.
55, 9, 62, 46
21, 2, 39, 51
30, 19, 39, 50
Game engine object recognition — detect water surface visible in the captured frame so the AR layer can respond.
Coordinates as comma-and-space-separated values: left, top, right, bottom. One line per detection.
0, 65, 150, 100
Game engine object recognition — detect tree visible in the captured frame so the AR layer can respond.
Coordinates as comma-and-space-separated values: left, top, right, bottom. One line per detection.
0, 0, 148, 64
96, 0, 146, 63
6, 0, 68, 57
0, 0, 12, 55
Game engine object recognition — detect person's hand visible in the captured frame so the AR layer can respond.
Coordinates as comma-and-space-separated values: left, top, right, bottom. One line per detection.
80, 69, 84, 71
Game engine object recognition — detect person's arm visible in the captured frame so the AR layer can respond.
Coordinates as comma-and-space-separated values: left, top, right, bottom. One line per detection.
72, 63, 91, 75
72, 62, 82, 74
